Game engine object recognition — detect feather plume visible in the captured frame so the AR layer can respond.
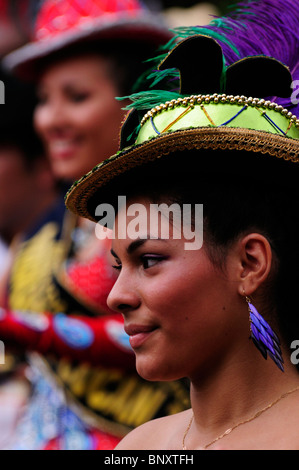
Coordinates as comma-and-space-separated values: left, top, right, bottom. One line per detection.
179, 0, 299, 115
127, 0, 299, 115
116, 90, 184, 110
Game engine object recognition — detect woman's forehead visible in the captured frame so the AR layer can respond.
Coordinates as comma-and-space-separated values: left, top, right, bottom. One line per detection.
37, 52, 111, 85
111, 195, 203, 251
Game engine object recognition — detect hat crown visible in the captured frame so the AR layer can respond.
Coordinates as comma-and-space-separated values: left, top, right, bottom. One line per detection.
34, 0, 143, 41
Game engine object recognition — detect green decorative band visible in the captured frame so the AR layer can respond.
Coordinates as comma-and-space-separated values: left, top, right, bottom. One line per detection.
137, 94, 299, 145
65, 93, 299, 223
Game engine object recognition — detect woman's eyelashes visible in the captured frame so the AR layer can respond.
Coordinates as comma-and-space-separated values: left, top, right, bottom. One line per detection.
112, 260, 122, 271
67, 91, 91, 103
111, 254, 167, 272
141, 255, 167, 269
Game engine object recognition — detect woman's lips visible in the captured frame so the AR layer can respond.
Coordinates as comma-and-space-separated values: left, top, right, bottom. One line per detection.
125, 324, 158, 349
48, 139, 79, 160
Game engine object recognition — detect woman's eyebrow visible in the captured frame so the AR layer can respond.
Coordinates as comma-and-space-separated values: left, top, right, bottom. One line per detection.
127, 238, 147, 254
127, 237, 167, 254
111, 237, 166, 258
110, 241, 145, 259
110, 248, 119, 259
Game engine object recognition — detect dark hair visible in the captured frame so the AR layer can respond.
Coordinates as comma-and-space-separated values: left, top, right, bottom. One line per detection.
0, 67, 43, 166
36, 38, 159, 95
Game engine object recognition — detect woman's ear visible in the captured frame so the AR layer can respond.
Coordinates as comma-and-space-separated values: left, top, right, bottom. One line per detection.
236, 233, 272, 296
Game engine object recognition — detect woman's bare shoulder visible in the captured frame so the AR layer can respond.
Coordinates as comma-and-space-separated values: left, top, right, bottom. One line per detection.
115, 409, 192, 450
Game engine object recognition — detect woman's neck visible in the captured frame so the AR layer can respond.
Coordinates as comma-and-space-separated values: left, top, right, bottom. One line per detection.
188, 344, 299, 447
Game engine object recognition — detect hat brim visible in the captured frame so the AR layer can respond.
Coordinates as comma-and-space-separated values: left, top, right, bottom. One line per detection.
3, 13, 172, 80
65, 126, 299, 224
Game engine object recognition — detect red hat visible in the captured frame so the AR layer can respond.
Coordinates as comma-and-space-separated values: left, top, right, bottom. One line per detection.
3, 0, 172, 80
0, 0, 33, 56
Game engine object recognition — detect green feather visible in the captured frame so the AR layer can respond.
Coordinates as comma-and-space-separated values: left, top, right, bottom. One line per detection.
188, 26, 240, 58
116, 90, 185, 111
147, 68, 179, 89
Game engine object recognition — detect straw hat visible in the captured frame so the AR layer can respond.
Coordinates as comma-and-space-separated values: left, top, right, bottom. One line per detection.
64, 35, 299, 223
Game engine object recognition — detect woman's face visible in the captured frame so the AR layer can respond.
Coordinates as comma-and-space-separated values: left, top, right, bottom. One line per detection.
34, 54, 127, 181
107, 197, 247, 382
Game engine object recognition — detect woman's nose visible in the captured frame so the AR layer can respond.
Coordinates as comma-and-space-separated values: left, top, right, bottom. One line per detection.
35, 100, 69, 133
107, 272, 141, 314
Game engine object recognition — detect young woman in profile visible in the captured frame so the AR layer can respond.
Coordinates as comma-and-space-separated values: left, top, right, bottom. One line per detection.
66, 33, 299, 449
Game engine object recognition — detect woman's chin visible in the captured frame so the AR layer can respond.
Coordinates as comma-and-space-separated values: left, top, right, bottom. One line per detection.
50, 159, 90, 183
135, 358, 182, 383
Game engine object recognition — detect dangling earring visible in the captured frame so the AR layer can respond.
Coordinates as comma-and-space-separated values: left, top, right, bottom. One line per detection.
245, 294, 284, 372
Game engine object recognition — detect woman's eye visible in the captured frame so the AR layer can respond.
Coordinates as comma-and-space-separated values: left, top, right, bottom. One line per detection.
141, 255, 165, 269
112, 262, 122, 271
69, 92, 90, 103
111, 255, 166, 271
36, 93, 48, 105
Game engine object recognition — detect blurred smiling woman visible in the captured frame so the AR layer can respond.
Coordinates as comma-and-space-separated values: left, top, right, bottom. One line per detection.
34, 52, 127, 181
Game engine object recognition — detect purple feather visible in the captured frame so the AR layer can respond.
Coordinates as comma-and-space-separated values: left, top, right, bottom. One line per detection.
197, 0, 299, 116
248, 301, 284, 371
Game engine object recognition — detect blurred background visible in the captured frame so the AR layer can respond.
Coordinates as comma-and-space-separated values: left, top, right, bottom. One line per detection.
0, 0, 233, 58
0, 0, 233, 450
